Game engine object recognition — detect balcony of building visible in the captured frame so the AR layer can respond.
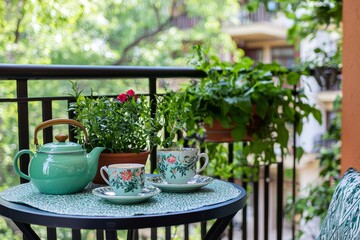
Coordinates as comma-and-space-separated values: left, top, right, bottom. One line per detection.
222, 2, 288, 43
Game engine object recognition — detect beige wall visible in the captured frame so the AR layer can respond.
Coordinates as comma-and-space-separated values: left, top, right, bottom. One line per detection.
341, 0, 360, 174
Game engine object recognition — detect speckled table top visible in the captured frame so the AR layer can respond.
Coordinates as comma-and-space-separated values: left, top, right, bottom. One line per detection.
0, 179, 241, 217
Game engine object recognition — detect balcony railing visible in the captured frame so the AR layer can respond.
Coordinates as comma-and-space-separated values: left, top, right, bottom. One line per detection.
238, 3, 274, 25
0, 64, 298, 240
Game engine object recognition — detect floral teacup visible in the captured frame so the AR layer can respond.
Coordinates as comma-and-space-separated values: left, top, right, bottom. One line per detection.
157, 148, 209, 184
100, 163, 145, 196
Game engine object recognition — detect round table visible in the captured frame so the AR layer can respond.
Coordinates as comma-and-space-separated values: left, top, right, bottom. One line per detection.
0, 183, 246, 240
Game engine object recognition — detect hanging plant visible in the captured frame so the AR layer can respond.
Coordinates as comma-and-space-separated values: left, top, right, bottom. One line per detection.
164, 45, 322, 165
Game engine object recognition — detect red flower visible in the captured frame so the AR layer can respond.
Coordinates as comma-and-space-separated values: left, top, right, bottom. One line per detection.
166, 155, 176, 164
126, 89, 135, 96
121, 170, 133, 181
127, 89, 138, 101
117, 93, 127, 103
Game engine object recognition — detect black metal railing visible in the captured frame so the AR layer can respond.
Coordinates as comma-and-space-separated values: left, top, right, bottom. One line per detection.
0, 64, 297, 240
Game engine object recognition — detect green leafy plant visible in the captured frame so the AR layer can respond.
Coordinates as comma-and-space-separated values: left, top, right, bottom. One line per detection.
297, 46, 341, 72
155, 92, 193, 148
300, 47, 342, 90
286, 96, 341, 239
69, 81, 161, 153
170, 45, 322, 166
311, 47, 342, 69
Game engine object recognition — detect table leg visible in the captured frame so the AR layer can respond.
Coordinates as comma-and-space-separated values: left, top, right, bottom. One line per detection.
203, 213, 236, 240
105, 230, 117, 240
96, 229, 104, 240
13, 221, 40, 240
126, 229, 134, 240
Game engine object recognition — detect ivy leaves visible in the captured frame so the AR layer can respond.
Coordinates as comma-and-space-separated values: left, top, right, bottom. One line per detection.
179, 46, 323, 166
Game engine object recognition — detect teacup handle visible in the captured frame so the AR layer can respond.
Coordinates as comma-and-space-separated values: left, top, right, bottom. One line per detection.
100, 166, 110, 185
196, 153, 209, 174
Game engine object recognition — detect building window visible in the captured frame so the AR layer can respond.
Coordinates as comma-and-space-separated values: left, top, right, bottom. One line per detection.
271, 47, 295, 68
244, 48, 263, 63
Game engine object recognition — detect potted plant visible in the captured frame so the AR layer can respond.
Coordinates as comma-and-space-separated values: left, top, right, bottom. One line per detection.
69, 81, 162, 183
169, 45, 322, 165
308, 47, 342, 90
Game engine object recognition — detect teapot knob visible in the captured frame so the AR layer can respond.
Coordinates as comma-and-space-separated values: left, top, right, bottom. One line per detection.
55, 133, 68, 142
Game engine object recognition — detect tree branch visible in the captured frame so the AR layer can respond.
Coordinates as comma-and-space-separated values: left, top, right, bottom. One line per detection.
14, 0, 26, 44
113, 0, 184, 65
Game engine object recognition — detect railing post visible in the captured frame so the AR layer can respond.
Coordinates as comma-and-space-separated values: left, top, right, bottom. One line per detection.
228, 143, 234, 240
16, 79, 30, 184
149, 77, 158, 240
253, 168, 259, 240
42, 100, 53, 143
292, 86, 298, 239
277, 159, 284, 240
242, 141, 248, 240
264, 164, 270, 240
149, 77, 157, 174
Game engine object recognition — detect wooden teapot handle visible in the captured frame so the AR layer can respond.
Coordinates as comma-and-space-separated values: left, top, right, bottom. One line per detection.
34, 118, 89, 145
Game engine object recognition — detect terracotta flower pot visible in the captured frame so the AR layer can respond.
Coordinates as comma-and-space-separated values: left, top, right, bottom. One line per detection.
204, 115, 260, 143
92, 151, 150, 184
204, 105, 261, 143
204, 120, 254, 142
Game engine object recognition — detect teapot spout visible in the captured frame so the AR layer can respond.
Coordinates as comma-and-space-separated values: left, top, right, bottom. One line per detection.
87, 147, 106, 181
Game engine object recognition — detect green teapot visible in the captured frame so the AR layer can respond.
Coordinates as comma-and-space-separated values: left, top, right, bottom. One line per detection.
13, 119, 105, 195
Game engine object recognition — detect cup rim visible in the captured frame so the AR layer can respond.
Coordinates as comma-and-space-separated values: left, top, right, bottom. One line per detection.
157, 147, 198, 152
107, 163, 144, 169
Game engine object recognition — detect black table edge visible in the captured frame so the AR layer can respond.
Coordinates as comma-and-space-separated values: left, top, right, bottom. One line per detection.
0, 183, 247, 230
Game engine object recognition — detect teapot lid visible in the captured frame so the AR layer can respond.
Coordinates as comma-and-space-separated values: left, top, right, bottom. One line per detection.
37, 134, 85, 154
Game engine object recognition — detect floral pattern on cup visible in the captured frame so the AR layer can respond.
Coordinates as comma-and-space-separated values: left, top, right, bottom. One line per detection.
157, 148, 209, 184
100, 163, 145, 196
110, 168, 144, 194
158, 154, 197, 180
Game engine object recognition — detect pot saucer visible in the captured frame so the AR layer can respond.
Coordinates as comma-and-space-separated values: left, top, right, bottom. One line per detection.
146, 175, 213, 193
92, 185, 161, 204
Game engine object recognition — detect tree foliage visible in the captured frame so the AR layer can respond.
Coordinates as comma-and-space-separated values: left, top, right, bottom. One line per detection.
245, 0, 342, 42
0, 0, 240, 65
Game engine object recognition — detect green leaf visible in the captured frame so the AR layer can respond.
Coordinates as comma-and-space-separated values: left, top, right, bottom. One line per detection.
287, 72, 300, 85
224, 96, 252, 113
254, 97, 269, 119
284, 10, 296, 19
312, 108, 323, 124
283, 104, 295, 122
231, 126, 246, 141
296, 146, 304, 161
277, 121, 289, 147
245, 1, 260, 12
296, 121, 303, 135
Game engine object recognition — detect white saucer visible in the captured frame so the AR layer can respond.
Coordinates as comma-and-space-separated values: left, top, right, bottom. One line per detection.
92, 186, 161, 204
146, 175, 213, 193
